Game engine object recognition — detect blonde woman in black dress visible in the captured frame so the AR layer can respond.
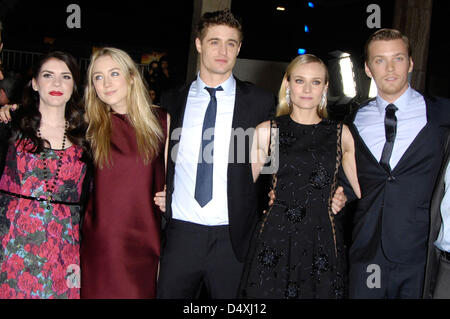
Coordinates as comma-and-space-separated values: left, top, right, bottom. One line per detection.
240, 54, 361, 299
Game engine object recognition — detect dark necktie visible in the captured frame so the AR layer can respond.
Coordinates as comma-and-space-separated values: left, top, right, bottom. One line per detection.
379, 103, 398, 172
194, 86, 223, 207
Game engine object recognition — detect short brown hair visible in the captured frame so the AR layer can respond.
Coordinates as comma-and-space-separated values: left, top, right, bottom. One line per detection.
365, 28, 412, 62
195, 9, 243, 42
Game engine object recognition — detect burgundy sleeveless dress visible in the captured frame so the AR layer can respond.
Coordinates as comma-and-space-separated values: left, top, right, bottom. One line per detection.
80, 111, 166, 299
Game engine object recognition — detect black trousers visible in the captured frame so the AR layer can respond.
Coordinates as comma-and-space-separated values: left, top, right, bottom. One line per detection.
157, 219, 244, 299
349, 244, 425, 299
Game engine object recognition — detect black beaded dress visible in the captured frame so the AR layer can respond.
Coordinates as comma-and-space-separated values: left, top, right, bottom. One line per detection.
240, 115, 346, 299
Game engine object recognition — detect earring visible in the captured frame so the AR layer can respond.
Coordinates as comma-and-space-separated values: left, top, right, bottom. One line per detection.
320, 91, 327, 110
286, 88, 291, 105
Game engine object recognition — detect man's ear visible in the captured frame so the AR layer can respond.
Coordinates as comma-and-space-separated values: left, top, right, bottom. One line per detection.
236, 42, 242, 56
408, 57, 414, 73
195, 37, 202, 54
364, 62, 372, 79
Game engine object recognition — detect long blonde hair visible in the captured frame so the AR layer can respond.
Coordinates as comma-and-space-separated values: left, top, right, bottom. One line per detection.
85, 47, 163, 168
277, 54, 329, 118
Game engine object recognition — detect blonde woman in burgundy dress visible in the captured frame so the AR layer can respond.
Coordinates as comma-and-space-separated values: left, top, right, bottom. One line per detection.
80, 47, 166, 299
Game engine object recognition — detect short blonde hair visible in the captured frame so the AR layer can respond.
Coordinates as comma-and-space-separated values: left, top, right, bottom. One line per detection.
277, 54, 329, 118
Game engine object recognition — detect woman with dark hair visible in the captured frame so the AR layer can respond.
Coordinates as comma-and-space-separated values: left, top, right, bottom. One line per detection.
0, 51, 91, 299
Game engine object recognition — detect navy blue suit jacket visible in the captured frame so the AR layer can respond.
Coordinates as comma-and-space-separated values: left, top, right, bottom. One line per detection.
346, 96, 450, 265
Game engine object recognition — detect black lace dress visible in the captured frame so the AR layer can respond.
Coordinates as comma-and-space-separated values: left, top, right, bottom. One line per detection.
240, 115, 347, 299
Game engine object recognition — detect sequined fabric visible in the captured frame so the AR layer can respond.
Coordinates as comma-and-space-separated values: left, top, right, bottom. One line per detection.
240, 115, 347, 299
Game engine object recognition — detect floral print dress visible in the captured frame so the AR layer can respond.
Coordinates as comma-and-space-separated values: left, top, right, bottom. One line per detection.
0, 140, 87, 299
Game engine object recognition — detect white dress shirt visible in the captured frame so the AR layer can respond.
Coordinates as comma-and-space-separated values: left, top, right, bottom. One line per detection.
435, 161, 450, 252
171, 74, 236, 226
354, 86, 427, 170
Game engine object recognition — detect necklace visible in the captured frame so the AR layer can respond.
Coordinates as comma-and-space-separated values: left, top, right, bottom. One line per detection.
37, 121, 68, 209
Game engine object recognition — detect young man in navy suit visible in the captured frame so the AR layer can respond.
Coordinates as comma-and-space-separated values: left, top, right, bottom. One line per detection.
346, 29, 450, 298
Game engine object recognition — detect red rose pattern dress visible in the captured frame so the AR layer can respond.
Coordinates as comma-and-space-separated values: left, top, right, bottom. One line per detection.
0, 140, 87, 299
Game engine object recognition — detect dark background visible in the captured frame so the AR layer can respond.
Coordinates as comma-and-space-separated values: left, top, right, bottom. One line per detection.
0, 0, 449, 97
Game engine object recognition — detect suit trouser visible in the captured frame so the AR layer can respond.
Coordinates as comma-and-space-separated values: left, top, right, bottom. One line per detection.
349, 244, 425, 299
433, 252, 450, 299
157, 219, 244, 299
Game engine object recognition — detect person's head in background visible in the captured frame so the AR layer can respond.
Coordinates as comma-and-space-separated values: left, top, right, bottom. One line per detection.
148, 88, 160, 105
150, 60, 159, 70
148, 60, 160, 77
160, 56, 169, 73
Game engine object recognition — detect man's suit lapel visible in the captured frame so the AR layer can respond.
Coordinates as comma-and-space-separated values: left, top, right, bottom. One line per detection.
349, 97, 441, 174
392, 97, 439, 173
231, 78, 251, 131
166, 82, 191, 221
169, 83, 191, 164
227, 78, 248, 187
347, 98, 384, 170
170, 85, 190, 133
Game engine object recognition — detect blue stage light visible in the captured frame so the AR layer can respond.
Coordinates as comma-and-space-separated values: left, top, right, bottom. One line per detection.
298, 48, 307, 55
308, 2, 315, 8
304, 25, 310, 33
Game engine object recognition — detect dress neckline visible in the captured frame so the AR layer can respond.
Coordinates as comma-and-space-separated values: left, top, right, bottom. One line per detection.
43, 144, 76, 152
288, 115, 324, 127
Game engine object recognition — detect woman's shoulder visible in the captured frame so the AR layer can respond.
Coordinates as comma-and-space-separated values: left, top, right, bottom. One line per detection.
256, 119, 271, 130
273, 114, 291, 126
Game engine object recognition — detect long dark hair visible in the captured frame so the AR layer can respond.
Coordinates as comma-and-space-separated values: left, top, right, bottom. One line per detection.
10, 51, 90, 158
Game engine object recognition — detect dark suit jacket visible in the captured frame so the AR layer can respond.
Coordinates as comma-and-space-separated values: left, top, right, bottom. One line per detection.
346, 96, 450, 266
423, 132, 450, 298
161, 76, 277, 262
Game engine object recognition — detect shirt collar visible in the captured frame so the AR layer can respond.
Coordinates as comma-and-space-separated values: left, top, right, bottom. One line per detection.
376, 85, 412, 114
194, 72, 236, 97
